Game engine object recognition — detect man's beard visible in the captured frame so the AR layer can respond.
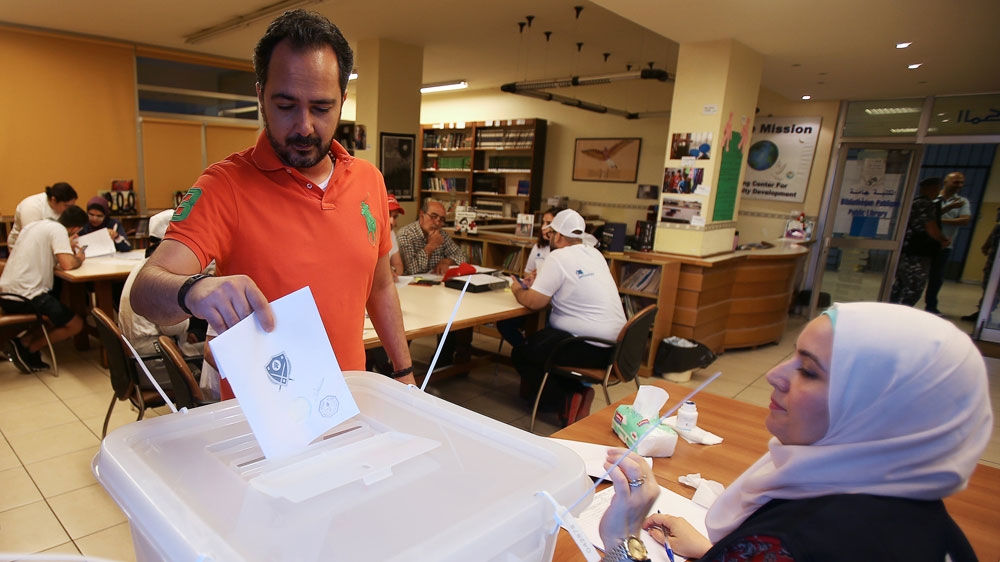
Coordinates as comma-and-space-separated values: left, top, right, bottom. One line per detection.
262, 112, 334, 169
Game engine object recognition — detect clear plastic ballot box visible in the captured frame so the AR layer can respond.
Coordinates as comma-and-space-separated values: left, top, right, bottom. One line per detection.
93, 371, 593, 562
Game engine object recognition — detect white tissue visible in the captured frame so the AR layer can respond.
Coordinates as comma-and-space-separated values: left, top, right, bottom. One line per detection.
663, 415, 724, 445
611, 386, 678, 457
679, 473, 725, 508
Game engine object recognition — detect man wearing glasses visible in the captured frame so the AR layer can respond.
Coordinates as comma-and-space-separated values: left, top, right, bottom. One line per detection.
397, 200, 465, 276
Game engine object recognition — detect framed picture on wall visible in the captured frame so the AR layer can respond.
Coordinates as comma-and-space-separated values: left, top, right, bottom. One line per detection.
572, 137, 641, 183
379, 132, 415, 201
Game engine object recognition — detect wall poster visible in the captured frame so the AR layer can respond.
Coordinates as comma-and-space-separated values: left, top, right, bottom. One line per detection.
741, 116, 822, 202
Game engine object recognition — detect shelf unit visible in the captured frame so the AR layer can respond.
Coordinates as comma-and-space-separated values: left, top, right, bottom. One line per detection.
418, 119, 546, 221
448, 229, 536, 275
607, 254, 681, 377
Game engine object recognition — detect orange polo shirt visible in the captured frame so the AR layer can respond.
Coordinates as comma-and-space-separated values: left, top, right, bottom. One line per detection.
166, 132, 392, 397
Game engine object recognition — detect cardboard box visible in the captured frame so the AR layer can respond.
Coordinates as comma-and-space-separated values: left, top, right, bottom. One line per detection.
94, 372, 592, 562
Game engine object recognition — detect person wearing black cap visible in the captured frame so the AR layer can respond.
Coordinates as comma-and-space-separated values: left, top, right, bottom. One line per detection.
79, 195, 132, 253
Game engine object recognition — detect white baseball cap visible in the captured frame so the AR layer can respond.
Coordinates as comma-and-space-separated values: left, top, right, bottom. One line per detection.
549, 209, 598, 247
148, 209, 174, 240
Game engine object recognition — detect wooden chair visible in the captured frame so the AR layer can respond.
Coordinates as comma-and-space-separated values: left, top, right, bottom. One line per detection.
530, 305, 658, 432
0, 293, 58, 376
92, 308, 171, 437
156, 335, 215, 409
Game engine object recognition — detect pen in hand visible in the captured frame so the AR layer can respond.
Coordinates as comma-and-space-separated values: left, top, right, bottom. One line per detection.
657, 510, 675, 562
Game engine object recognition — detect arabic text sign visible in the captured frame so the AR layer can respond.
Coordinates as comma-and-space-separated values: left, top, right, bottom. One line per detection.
832, 154, 904, 237
929, 93, 1000, 136
741, 116, 822, 203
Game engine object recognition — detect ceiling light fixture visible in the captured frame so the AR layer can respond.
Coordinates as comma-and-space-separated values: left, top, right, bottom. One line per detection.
500, 70, 672, 119
184, 0, 321, 44
801, 95, 811, 100
864, 106, 921, 115
908, 63, 922, 69
896, 42, 912, 49
420, 81, 469, 94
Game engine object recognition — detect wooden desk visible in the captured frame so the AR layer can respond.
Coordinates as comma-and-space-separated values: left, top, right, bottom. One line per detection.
363, 281, 533, 347
550, 380, 1000, 562
56, 250, 145, 349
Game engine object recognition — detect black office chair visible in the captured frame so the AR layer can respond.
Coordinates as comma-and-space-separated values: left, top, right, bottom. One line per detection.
156, 335, 216, 409
92, 308, 172, 437
530, 305, 658, 432
0, 293, 59, 377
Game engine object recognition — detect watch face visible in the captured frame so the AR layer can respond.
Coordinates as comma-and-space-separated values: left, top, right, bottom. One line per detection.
626, 536, 648, 559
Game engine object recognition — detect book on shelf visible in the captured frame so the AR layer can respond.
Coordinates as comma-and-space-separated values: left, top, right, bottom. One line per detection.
516, 213, 534, 238
455, 206, 478, 235
516, 180, 530, 196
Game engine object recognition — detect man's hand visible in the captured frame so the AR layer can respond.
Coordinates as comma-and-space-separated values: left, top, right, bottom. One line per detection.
942, 199, 964, 212
184, 274, 275, 335
425, 229, 444, 254
433, 258, 456, 275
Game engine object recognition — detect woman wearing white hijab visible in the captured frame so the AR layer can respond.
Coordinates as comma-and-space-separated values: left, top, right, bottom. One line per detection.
643, 302, 992, 561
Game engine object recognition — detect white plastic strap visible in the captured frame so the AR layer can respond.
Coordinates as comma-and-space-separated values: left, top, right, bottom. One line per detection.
537, 491, 601, 562
121, 333, 178, 414
420, 275, 472, 391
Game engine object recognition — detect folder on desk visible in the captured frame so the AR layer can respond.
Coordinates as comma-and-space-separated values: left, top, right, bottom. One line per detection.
444, 273, 507, 293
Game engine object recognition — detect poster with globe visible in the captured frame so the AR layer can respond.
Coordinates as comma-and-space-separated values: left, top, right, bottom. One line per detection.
740, 116, 822, 203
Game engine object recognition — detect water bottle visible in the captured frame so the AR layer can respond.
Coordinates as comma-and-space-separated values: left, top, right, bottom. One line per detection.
676, 400, 698, 431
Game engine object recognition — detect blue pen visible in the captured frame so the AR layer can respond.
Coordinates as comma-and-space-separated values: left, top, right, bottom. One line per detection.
657, 510, 675, 562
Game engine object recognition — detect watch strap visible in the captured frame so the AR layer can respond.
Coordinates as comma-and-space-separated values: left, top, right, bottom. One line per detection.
177, 273, 211, 316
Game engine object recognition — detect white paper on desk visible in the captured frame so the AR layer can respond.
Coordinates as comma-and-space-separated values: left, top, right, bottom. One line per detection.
578, 485, 709, 562
209, 286, 360, 460
548, 438, 653, 479
76, 228, 117, 258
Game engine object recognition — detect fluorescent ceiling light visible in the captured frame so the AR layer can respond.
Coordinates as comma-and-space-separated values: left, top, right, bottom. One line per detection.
185, 0, 321, 44
890, 127, 918, 133
908, 63, 922, 69
864, 106, 921, 115
801, 95, 811, 100
896, 42, 912, 49
420, 81, 468, 94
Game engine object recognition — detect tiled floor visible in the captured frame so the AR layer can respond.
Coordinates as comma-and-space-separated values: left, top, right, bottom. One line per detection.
1, 280, 997, 559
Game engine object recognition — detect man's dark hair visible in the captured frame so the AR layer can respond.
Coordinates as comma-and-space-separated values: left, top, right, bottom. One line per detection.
45, 182, 78, 203
253, 9, 354, 94
920, 177, 943, 190
58, 206, 88, 228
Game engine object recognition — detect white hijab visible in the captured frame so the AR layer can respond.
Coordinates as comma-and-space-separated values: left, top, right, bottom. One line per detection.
705, 302, 993, 542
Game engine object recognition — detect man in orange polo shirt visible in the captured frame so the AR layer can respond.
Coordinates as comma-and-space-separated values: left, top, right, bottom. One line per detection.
131, 10, 413, 396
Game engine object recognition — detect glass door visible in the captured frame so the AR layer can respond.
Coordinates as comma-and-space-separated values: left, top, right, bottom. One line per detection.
808, 144, 925, 317
972, 254, 1000, 342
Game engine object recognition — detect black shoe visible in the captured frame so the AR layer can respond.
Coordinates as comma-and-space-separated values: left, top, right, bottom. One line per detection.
7, 340, 33, 375
961, 311, 980, 321
26, 350, 49, 371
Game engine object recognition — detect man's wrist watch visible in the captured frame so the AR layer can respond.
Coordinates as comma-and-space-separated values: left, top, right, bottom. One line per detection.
177, 273, 211, 316
601, 536, 650, 562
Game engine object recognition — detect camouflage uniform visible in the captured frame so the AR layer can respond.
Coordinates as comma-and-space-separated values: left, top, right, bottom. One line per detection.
890, 195, 939, 306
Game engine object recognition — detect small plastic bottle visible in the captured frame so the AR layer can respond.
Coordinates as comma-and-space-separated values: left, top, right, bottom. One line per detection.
676, 400, 699, 431
733, 230, 740, 251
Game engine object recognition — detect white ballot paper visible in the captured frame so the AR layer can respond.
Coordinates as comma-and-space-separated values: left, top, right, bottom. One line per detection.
209, 286, 360, 460
76, 228, 117, 258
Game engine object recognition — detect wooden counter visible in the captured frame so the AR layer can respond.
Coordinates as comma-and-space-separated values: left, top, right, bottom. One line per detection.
620, 244, 809, 353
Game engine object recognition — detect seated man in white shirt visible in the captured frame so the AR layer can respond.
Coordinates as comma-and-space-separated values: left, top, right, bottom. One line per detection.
509, 209, 626, 426
1, 207, 88, 373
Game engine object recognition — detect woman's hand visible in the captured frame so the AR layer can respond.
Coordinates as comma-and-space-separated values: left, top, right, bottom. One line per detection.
598, 449, 659, 551
643, 513, 713, 560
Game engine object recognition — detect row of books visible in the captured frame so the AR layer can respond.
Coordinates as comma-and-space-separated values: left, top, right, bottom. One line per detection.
424, 155, 471, 170
475, 198, 512, 219
422, 132, 471, 150
486, 155, 532, 170
423, 177, 468, 192
619, 266, 661, 294
475, 128, 535, 149
622, 294, 656, 319
457, 242, 483, 264
501, 250, 522, 271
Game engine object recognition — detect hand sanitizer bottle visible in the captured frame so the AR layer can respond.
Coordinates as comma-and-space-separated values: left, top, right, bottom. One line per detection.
676, 400, 698, 431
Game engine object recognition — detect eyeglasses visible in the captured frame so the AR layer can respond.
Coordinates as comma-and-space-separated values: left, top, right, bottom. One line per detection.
424, 211, 446, 223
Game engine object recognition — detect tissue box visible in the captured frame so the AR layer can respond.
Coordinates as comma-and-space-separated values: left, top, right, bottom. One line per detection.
93, 372, 592, 562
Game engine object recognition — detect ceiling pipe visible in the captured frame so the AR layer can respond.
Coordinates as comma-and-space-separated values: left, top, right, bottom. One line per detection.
500, 68, 672, 119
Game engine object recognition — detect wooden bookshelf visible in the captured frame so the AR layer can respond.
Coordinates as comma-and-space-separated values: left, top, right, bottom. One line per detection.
418, 119, 546, 221
608, 254, 681, 377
